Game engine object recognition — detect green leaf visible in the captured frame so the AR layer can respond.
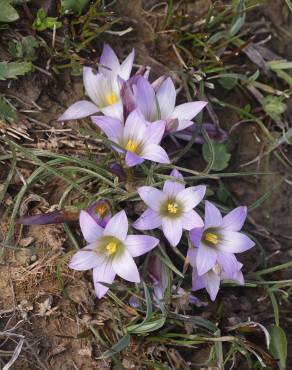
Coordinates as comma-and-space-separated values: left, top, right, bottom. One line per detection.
103, 334, 131, 359
8, 36, 40, 61
229, 0, 245, 36
0, 97, 17, 122
285, 0, 292, 12
218, 76, 238, 90
127, 317, 166, 334
61, 0, 89, 15
268, 60, 292, 70
262, 95, 287, 121
0, 0, 19, 22
0, 61, 32, 80
269, 325, 287, 370
202, 140, 231, 171
32, 8, 61, 31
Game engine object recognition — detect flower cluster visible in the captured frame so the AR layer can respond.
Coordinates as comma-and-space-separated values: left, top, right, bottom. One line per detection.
59, 43, 209, 167
59, 44, 255, 301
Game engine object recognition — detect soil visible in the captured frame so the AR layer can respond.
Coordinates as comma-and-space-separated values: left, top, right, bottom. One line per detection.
0, 1, 291, 369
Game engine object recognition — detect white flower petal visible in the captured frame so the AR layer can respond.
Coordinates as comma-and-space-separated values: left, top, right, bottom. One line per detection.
58, 100, 98, 121
103, 210, 128, 242
79, 210, 103, 243
112, 249, 140, 282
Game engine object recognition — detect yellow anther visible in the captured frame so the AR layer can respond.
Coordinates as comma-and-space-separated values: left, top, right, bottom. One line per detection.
204, 232, 218, 245
106, 241, 117, 255
167, 203, 178, 214
125, 139, 138, 153
95, 203, 107, 217
105, 92, 118, 105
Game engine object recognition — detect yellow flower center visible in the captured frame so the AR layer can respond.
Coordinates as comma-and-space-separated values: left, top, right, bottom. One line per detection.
204, 232, 218, 245
95, 203, 108, 217
106, 241, 118, 256
105, 92, 118, 106
125, 139, 139, 153
167, 203, 178, 214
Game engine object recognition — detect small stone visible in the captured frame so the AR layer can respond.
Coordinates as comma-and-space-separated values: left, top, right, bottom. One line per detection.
30, 254, 38, 262
19, 237, 35, 247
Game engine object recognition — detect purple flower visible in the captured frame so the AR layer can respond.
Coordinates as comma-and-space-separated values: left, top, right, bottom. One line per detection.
147, 255, 168, 300
69, 210, 159, 298
189, 201, 255, 277
58, 44, 134, 121
132, 77, 207, 134
133, 169, 206, 247
86, 199, 112, 228
16, 199, 111, 227
188, 247, 244, 301
174, 123, 228, 143
91, 109, 170, 167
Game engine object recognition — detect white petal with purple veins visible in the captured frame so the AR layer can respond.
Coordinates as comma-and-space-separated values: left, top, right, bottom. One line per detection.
100, 100, 123, 120
202, 270, 221, 301
125, 151, 144, 167
125, 235, 159, 257
99, 43, 120, 76
103, 210, 128, 242
124, 109, 147, 142
216, 251, 239, 276
204, 201, 223, 228
83, 67, 104, 106
192, 266, 206, 291
161, 217, 182, 247
162, 169, 185, 197
143, 121, 166, 145
58, 100, 99, 121
171, 101, 207, 120
133, 209, 162, 230
112, 249, 140, 282
181, 210, 204, 230
176, 119, 195, 132
93, 262, 116, 298
142, 144, 170, 164
196, 243, 217, 275
79, 210, 103, 243
137, 186, 167, 211
91, 116, 124, 139
120, 49, 135, 80
156, 77, 176, 119
217, 231, 255, 253
68, 247, 101, 271
176, 185, 206, 211
189, 227, 204, 247
134, 78, 157, 121
221, 206, 247, 231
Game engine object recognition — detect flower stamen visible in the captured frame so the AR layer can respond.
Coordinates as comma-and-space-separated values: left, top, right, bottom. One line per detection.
106, 241, 118, 255
95, 203, 108, 217
105, 92, 118, 105
125, 140, 138, 153
167, 203, 178, 214
204, 232, 218, 245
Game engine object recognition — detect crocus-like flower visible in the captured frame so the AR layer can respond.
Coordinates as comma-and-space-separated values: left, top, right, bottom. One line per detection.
92, 109, 170, 167
69, 210, 159, 298
188, 247, 244, 301
16, 199, 111, 227
58, 44, 134, 121
133, 169, 206, 247
86, 199, 112, 228
174, 122, 228, 143
190, 201, 255, 277
132, 77, 207, 134
147, 255, 169, 300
